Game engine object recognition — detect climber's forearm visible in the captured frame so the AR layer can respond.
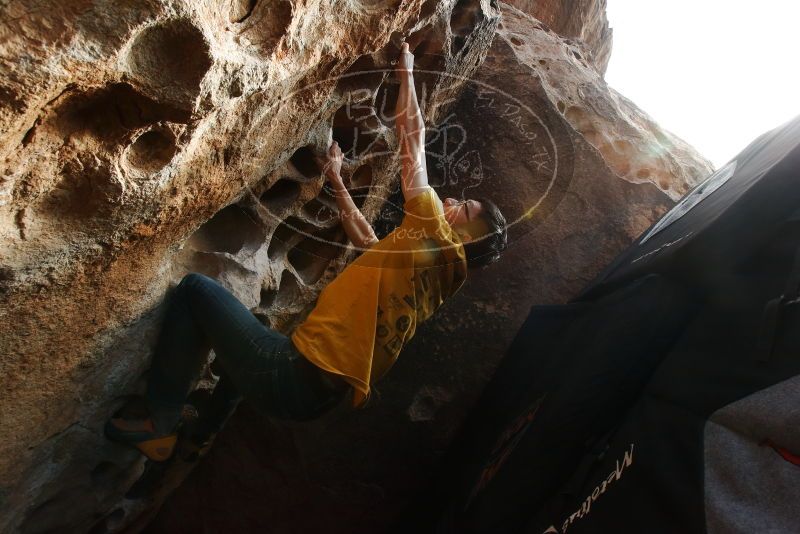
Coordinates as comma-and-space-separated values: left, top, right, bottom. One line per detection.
397, 72, 428, 201
399, 72, 426, 141
327, 175, 379, 249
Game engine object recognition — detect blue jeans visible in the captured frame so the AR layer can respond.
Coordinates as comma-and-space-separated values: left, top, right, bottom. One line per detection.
145, 272, 348, 435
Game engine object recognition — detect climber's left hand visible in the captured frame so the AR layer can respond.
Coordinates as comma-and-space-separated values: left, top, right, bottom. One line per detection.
314, 139, 343, 181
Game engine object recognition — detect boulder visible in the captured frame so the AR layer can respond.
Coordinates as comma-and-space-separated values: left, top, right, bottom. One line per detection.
0, 0, 500, 531
147, 2, 712, 533
0, 0, 713, 532
504, 0, 613, 75
498, 3, 714, 200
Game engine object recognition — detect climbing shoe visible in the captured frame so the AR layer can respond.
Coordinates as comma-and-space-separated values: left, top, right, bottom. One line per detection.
104, 415, 178, 462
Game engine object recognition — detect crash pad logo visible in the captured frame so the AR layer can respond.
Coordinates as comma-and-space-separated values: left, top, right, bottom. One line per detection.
543, 443, 635, 534
464, 395, 546, 509
639, 159, 737, 245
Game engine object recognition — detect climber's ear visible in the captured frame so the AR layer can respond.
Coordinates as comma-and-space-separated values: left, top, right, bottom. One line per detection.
454, 226, 473, 243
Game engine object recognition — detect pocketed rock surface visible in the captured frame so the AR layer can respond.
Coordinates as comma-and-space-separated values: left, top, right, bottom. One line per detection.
505, 0, 613, 74
0, 1, 711, 533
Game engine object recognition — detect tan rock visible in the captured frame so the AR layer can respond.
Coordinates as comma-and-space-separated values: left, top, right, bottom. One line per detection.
504, 0, 613, 74
0, 0, 713, 532
0, 0, 500, 531
149, 3, 713, 533
497, 3, 714, 200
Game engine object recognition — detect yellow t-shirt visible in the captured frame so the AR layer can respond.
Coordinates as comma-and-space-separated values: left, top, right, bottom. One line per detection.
290, 187, 468, 408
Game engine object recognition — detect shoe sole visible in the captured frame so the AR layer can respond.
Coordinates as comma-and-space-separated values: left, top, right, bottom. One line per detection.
104, 419, 177, 462
135, 435, 178, 462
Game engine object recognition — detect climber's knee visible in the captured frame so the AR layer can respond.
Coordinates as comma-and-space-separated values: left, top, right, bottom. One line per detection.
179, 272, 211, 289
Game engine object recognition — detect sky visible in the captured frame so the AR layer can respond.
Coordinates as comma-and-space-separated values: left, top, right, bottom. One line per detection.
604, 0, 800, 168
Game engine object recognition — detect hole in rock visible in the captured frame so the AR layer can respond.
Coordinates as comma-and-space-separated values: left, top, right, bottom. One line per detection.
233, 0, 292, 54
268, 216, 315, 259
124, 18, 212, 109
260, 178, 301, 215
450, 0, 484, 54
419, 0, 438, 20
124, 128, 177, 174
55, 83, 189, 142
359, 112, 384, 133
452, 36, 466, 53
21, 117, 40, 146
335, 54, 385, 96
288, 226, 347, 284
406, 26, 446, 77
288, 145, 322, 179
228, 0, 257, 23
47, 91, 194, 213
275, 270, 301, 306
228, 79, 243, 98
510, 36, 523, 46
349, 165, 373, 208
187, 204, 264, 255
42, 85, 175, 218
332, 105, 384, 158
252, 310, 272, 327
351, 164, 374, 188
268, 223, 292, 260
302, 197, 338, 226
557, 100, 565, 113
351, 191, 368, 210
260, 286, 278, 308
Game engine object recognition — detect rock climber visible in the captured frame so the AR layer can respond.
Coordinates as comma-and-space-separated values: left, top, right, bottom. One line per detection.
104, 42, 508, 462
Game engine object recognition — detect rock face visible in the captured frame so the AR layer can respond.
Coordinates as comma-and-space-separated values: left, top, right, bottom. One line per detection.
498, 4, 713, 200
505, 0, 613, 74
0, 1, 712, 533
147, 3, 713, 534
0, 0, 500, 532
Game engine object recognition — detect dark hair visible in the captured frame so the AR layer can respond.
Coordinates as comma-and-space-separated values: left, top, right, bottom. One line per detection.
462, 197, 507, 268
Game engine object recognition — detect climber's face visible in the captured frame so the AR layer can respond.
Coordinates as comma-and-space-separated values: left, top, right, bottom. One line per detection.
443, 198, 482, 226
443, 198, 487, 243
